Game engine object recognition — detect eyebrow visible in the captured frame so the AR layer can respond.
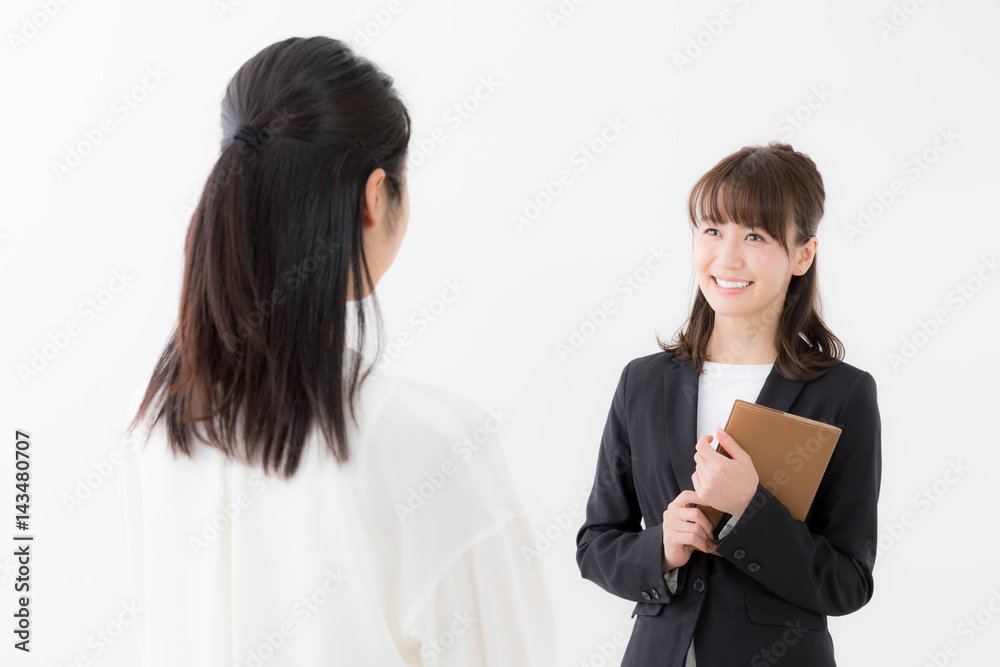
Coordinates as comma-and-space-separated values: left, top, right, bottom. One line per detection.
700, 218, 766, 234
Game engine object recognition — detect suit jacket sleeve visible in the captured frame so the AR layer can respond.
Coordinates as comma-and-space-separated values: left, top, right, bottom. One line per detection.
575, 362, 674, 605
714, 370, 882, 616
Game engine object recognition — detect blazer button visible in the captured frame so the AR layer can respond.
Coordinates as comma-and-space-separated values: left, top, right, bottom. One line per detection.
641, 591, 651, 600
733, 548, 746, 559
747, 562, 761, 572
693, 578, 705, 593
651, 589, 660, 599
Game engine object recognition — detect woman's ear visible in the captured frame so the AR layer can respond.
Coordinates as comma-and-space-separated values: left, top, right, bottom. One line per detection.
363, 168, 387, 228
792, 236, 818, 276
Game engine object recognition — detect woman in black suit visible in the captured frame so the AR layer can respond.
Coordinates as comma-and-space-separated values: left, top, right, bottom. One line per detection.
576, 142, 881, 666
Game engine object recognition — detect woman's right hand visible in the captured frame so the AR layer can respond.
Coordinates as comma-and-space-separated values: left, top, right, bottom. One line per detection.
661, 490, 717, 571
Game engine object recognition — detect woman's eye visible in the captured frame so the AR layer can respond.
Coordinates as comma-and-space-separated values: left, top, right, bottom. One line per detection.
747, 233, 765, 242
703, 227, 719, 236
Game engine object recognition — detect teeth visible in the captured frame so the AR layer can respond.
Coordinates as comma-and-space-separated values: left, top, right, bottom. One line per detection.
716, 277, 751, 289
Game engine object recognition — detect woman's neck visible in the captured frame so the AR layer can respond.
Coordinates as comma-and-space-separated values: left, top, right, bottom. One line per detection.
705, 315, 779, 365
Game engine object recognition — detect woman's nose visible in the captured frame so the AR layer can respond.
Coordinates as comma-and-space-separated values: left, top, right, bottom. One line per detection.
715, 239, 744, 268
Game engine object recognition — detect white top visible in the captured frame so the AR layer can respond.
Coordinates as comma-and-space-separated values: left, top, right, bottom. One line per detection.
118, 347, 555, 666
684, 360, 773, 667
696, 361, 774, 443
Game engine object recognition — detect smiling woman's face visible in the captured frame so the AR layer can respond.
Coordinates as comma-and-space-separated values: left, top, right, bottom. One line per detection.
693, 215, 799, 325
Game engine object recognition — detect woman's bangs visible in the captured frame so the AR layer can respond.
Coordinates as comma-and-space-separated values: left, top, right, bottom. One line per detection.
692, 167, 793, 250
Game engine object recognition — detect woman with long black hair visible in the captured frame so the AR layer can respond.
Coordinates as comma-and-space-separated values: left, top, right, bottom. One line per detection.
119, 36, 553, 666
576, 142, 881, 666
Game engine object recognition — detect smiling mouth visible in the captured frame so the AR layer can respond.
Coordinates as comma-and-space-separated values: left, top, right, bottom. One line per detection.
713, 276, 753, 289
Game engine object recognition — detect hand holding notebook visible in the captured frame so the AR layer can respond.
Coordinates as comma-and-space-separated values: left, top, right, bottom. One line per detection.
698, 399, 842, 534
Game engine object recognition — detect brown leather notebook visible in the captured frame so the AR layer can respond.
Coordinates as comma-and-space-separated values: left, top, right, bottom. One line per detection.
699, 399, 841, 546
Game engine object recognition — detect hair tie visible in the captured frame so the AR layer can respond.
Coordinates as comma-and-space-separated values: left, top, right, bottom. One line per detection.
233, 123, 267, 152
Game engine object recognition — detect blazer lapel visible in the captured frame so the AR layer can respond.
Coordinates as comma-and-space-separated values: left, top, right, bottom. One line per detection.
663, 357, 699, 493
754, 362, 807, 414
663, 355, 806, 492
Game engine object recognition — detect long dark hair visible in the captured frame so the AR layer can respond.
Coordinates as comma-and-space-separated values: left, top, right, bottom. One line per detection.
126, 36, 411, 477
659, 142, 843, 381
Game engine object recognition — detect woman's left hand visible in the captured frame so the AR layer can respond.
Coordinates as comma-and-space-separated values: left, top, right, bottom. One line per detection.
692, 428, 759, 520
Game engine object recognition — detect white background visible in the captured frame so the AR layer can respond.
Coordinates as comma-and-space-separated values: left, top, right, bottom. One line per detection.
2, 0, 999, 665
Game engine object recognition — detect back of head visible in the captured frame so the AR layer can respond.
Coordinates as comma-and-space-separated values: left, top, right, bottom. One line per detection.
129, 36, 411, 477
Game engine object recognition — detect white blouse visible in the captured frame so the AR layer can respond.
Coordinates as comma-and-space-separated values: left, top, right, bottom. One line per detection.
669, 360, 774, 667
118, 347, 555, 666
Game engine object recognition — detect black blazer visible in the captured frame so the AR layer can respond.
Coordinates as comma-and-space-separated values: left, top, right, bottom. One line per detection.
575, 350, 881, 667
